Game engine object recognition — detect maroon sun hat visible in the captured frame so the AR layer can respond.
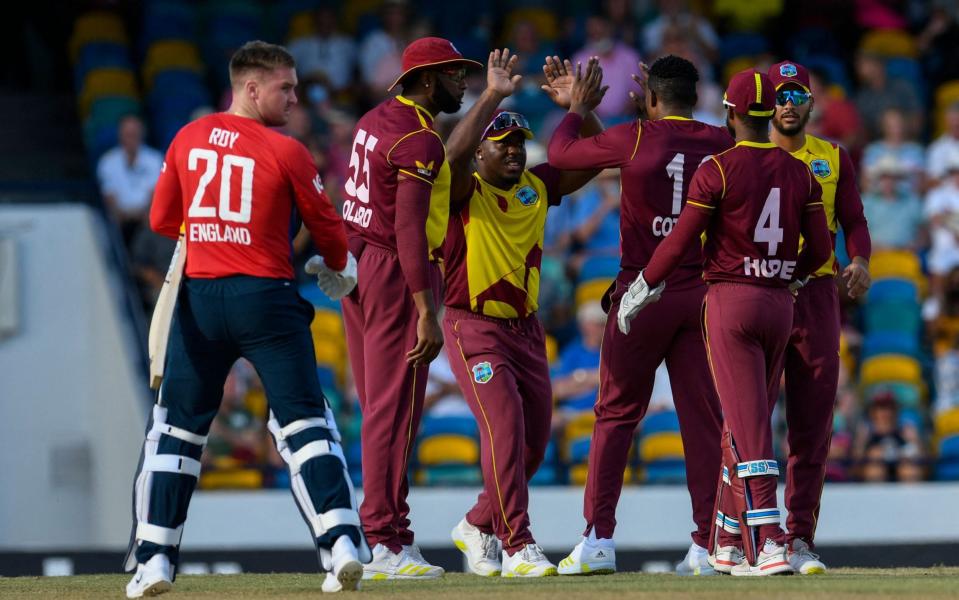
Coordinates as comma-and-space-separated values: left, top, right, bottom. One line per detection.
723, 69, 776, 117
768, 60, 811, 92
387, 37, 483, 92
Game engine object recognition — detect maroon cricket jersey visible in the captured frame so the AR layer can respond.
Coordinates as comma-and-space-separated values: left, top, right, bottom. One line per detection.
150, 113, 347, 278
548, 115, 733, 288
342, 95, 450, 261
687, 141, 824, 287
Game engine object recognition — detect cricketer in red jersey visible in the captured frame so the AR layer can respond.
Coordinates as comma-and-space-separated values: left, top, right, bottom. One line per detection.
630, 69, 833, 576
768, 60, 872, 575
125, 42, 367, 598
546, 55, 732, 576
442, 53, 605, 578
338, 37, 482, 580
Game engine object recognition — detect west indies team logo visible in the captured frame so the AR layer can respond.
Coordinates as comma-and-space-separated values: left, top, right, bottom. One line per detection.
779, 63, 798, 78
472, 361, 494, 384
810, 159, 832, 178
515, 185, 539, 206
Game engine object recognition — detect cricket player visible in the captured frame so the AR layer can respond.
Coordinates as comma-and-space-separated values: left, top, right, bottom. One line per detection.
620, 68, 833, 576
546, 55, 732, 575
339, 37, 481, 579
442, 52, 605, 577
767, 60, 872, 574
124, 41, 368, 597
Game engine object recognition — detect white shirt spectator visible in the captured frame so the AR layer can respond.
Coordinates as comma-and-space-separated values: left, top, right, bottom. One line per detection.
288, 34, 357, 90
927, 134, 959, 181
924, 179, 959, 275
96, 144, 163, 213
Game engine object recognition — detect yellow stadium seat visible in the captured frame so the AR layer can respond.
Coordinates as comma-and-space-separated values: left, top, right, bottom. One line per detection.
312, 309, 343, 337
500, 8, 560, 44
575, 278, 613, 308
199, 468, 263, 490
934, 80, 959, 138
79, 68, 138, 116
545, 334, 558, 365
860, 354, 921, 388
859, 28, 918, 58
935, 407, 959, 438
870, 250, 925, 293
564, 412, 596, 440
142, 40, 204, 88
287, 10, 316, 41
70, 12, 128, 62
640, 432, 685, 462
311, 309, 346, 370
418, 434, 479, 466
723, 56, 757, 85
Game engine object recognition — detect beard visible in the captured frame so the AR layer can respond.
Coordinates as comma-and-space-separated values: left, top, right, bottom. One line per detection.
434, 83, 463, 114
725, 114, 736, 138
772, 110, 810, 137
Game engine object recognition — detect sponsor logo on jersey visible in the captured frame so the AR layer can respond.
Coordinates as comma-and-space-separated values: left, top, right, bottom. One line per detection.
415, 160, 435, 177
779, 64, 798, 78
810, 159, 832, 178
515, 185, 539, 206
472, 361, 493, 384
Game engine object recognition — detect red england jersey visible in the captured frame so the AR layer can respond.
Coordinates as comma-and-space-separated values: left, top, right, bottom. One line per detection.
150, 112, 347, 279
343, 95, 449, 261
548, 115, 733, 288
687, 141, 824, 287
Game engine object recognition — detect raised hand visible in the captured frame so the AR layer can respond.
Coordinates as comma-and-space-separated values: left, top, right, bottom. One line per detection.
487, 48, 522, 99
628, 61, 650, 110
540, 55, 576, 108
569, 56, 609, 115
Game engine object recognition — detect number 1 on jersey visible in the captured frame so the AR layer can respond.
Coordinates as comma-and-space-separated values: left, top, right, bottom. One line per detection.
665, 153, 684, 214
754, 188, 784, 256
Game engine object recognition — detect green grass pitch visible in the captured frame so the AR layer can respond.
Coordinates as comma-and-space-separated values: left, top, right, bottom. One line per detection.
1, 569, 958, 599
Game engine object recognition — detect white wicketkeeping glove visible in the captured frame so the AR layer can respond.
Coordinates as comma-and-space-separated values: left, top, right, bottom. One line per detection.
616, 270, 666, 335
305, 252, 358, 300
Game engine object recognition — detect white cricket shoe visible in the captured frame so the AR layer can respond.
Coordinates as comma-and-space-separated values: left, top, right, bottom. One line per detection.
322, 535, 364, 592
675, 542, 716, 576
451, 518, 502, 576
787, 538, 826, 575
730, 539, 793, 577
362, 543, 444, 580
708, 546, 744, 574
125, 553, 173, 598
501, 544, 557, 577
557, 534, 616, 575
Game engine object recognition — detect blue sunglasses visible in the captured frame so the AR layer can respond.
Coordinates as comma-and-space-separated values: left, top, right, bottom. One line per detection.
776, 89, 811, 106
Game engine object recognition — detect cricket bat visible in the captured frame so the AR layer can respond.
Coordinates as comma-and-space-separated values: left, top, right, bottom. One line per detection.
148, 233, 186, 390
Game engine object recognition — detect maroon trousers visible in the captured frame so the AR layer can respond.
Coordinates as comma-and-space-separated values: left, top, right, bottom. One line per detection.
784, 276, 840, 547
705, 283, 793, 545
443, 308, 553, 555
341, 245, 442, 553
585, 278, 723, 548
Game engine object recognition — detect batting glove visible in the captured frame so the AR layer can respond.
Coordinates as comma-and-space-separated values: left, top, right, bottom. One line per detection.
616, 270, 665, 334
305, 252, 358, 300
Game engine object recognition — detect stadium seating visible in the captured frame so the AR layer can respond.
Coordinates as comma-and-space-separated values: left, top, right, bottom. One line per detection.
861, 355, 922, 389
414, 415, 482, 486
859, 28, 918, 59
69, 11, 129, 62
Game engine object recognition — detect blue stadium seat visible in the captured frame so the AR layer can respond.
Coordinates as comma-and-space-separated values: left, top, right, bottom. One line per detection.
801, 55, 853, 96
940, 435, 959, 459
298, 283, 343, 313
720, 33, 767, 63
530, 465, 559, 485
868, 278, 919, 304
579, 255, 620, 282
417, 465, 483, 486
934, 460, 959, 481
643, 459, 687, 484
641, 410, 680, 437
74, 43, 132, 86
864, 301, 921, 335
862, 331, 920, 359
418, 414, 479, 440
568, 436, 591, 464
886, 57, 926, 104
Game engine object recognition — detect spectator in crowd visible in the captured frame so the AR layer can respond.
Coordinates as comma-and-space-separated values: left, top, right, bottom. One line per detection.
203, 363, 269, 473
567, 168, 621, 273
916, 0, 959, 88
551, 301, 606, 426
95, 114, 163, 245
287, 6, 358, 93
359, 0, 429, 98
861, 155, 924, 251
641, 0, 718, 63
806, 67, 864, 160
927, 102, 959, 186
604, 0, 641, 49
424, 347, 471, 418
854, 51, 922, 140
572, 13, 641, 120
923, 153, 959, 319
853, 393, 924, 482
128, 224, 176, 312
862, 108, 925, 192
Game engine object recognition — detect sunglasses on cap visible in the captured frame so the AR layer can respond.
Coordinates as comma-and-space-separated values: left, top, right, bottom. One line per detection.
484, 111, 533, 139
776, 89, 811, 106
438, 66, 468, 83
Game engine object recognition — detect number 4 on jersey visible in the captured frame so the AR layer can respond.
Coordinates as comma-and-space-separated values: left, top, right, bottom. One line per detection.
754, 188, 783, 256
